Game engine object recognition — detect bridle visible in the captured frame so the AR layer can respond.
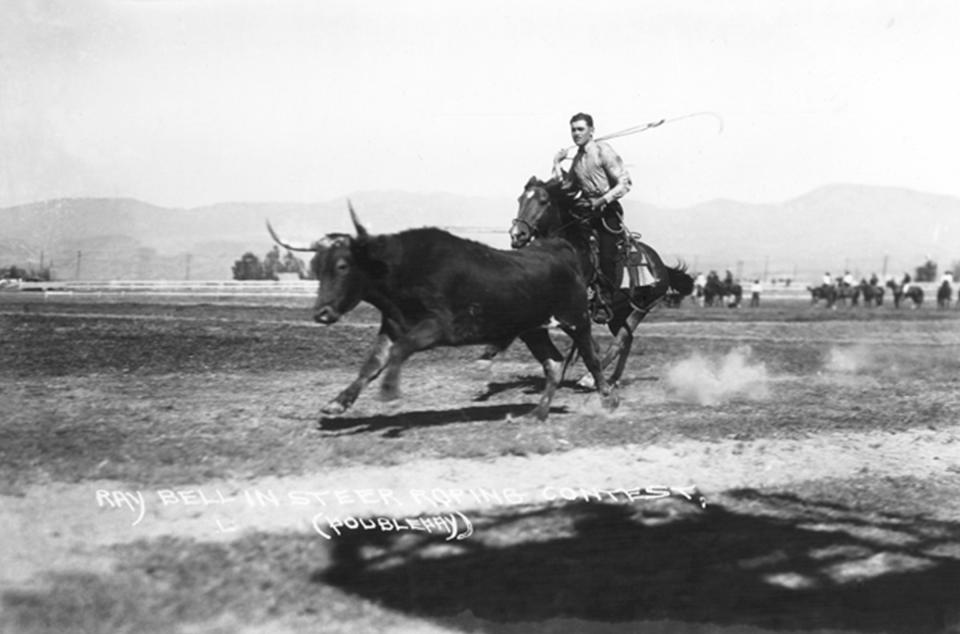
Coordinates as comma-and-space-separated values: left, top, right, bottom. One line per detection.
510, 216, 539, 241
512, 184, 589, 245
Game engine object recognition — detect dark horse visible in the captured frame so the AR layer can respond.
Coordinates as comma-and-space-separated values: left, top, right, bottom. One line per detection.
854, 279, 884, 307
507, 176, 694, 385
808, 284, 838, 308
937, 280, 952, 309
886, 279, 924, 308
703, 271, 742, 308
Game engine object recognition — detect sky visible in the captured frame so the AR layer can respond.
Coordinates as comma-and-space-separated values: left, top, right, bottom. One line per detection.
2, 0, 959, 215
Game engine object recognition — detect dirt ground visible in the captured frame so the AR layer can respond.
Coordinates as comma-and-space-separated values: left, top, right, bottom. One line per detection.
1, 296, 959, 633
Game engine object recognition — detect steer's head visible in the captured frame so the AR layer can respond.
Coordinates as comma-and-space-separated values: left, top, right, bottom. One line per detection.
267, 202, 386, 325
309, 234, 361, 324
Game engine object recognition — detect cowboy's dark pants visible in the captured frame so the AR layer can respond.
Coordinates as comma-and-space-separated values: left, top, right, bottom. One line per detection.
587, 201, 623, 293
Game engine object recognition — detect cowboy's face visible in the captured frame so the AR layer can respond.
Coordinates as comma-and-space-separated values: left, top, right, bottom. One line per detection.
569, 120, 593, 147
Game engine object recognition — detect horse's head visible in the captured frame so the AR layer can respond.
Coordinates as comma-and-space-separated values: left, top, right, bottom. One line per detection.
510, 176, 567, 248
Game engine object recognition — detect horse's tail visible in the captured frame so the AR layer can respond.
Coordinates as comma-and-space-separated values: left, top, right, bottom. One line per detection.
666, 262, 695, 297
632, 241, 694, 297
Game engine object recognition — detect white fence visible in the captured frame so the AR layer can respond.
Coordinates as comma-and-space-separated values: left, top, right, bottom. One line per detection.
7, 279, 949, 302
14, 279, 317, 297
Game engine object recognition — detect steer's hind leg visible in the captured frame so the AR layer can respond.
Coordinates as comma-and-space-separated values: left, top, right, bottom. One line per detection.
323, 332, 393, 415
518, 328, 564, 421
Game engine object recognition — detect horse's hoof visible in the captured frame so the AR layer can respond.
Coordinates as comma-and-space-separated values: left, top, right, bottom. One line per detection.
601, 391, 620, 411
576, 374, 596, 390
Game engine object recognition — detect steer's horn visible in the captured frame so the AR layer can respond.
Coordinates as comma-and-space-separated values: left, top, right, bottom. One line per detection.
265, 220, 320, 252
347, 199, 369, 240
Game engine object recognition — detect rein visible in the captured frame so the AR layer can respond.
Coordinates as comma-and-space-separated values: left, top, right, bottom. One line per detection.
512, 196, 588, 242
515, 183, 669, 318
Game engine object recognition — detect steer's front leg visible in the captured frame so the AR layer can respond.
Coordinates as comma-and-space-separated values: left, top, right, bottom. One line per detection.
323, 331, 393, 415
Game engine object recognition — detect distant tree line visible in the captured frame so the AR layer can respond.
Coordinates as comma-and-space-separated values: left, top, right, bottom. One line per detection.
0, 264, 52, 281
232, 246, 308, 281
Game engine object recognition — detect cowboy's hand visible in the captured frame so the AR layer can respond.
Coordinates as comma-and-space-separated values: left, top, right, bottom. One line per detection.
589, 196, 607, 210
553, 148, 570, 164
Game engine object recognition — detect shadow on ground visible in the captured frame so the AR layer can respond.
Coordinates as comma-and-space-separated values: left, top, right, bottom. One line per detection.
318, 490, 960, 632
318, 403, 569, 436
4, 490, 959, 633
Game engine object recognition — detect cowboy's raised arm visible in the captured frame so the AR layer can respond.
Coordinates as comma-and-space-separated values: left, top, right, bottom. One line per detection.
552, 147, 570, 180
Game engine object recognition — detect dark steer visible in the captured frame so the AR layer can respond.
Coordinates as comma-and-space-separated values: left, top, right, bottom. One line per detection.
268, 204, 618, 421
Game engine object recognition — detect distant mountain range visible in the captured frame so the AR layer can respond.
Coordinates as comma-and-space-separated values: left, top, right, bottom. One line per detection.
1, 184, 958, 281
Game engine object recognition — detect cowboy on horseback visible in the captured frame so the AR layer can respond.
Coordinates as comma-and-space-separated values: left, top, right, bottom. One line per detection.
552, 112, 632, 323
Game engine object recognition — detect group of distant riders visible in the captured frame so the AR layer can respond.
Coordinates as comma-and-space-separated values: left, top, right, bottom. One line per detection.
683, 269, 957, 310
809, 270, 956, 309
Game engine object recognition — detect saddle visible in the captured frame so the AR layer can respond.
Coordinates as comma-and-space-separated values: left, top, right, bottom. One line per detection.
560, 187, 659, 322
585, 230, 659, 323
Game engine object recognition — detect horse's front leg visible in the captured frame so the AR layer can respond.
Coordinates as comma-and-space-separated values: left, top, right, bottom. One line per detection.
566, 323, 618, 412
578, 307, 645, 388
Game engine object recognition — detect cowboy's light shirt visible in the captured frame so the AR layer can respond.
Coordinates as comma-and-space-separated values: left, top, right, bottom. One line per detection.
569, 140, 632, 204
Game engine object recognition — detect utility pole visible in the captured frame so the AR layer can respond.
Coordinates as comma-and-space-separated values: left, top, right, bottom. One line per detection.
75, 250, 82, 280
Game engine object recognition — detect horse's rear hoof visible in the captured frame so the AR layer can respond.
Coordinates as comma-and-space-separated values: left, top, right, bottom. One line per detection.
601, 391, 620, 411
576, 374, 596, 390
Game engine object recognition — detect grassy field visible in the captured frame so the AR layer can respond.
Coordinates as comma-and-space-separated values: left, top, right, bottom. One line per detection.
1, 294, 959, 633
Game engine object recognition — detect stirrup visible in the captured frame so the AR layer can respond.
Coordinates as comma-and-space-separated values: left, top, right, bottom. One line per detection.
593, 304, 613, 324
590, 292, 614, 324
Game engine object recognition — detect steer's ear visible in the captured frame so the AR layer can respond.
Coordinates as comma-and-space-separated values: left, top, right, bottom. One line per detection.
347, 200, 369, 241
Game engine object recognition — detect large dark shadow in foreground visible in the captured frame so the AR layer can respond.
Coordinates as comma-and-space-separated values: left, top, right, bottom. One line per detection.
319, 403, 568, 436
317, 491, 960, 633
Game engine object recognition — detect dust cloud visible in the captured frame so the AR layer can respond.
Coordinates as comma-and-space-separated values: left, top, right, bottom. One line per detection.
665, 346, 770, 406
824, 345, 875, 374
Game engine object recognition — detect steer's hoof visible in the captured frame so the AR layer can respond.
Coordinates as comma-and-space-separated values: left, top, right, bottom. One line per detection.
379, 386, 401, 402
473, 359, 493, 371
529, 405, 550, 421
321, 401, 348, 416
